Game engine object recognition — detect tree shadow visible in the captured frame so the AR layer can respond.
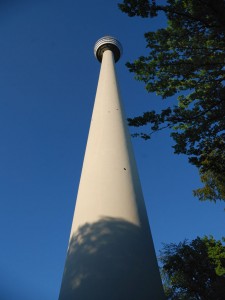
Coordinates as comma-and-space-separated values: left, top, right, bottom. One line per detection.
58, 217, 165, 300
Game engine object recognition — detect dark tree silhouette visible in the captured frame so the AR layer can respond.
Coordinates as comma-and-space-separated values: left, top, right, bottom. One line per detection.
118, 0, 225, 202
160, 236, 225, 299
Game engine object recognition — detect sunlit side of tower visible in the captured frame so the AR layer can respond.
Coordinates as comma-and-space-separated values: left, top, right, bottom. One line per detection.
58, 36, 165, 300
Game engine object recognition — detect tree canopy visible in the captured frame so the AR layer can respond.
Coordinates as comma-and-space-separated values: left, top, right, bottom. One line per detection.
118, 0, 225, 202
159, 236, 225, 299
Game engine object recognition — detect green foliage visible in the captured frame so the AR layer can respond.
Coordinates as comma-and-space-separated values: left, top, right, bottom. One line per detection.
159, 236, 225, 299
193, 171, 225, 202
118, 0, 225, 202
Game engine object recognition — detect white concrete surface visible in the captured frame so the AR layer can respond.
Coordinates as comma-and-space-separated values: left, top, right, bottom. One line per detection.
58, 43, 165, 300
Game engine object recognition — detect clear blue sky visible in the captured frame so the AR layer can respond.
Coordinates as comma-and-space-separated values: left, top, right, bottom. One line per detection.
0, 1, 224, 299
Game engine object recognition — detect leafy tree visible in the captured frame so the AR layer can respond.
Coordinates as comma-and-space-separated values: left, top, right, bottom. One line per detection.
118, 0, 225, 202
159, 236, 225, 299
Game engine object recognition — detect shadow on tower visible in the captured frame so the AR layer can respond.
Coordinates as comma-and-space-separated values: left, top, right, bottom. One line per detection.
58, 217, 165, 300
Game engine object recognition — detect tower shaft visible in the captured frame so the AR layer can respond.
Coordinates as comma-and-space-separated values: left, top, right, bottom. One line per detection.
71, 49, 144, 230
58, 38, 165, 300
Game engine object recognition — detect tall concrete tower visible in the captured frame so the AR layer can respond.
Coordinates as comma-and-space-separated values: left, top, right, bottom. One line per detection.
58, 36, 165, 300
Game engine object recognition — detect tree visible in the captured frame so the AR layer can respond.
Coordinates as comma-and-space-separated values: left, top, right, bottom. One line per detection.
118, 0, 225, 202
159, 236, 225, 299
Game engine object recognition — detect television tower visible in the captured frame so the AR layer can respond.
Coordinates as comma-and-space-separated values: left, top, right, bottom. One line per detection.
58, 36, 165, 300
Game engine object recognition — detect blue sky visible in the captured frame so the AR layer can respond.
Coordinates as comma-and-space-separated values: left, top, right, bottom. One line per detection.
0, 1, 224, 299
